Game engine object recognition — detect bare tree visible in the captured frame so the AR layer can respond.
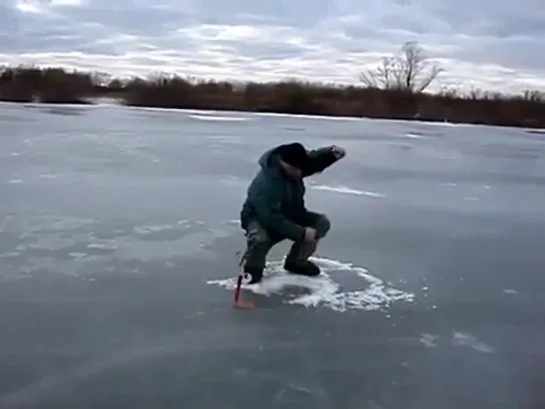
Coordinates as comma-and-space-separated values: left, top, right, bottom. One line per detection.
360, 41, 443, 93
522, 89, 544, 102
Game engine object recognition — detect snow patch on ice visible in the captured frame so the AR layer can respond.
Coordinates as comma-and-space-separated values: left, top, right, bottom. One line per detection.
404, 133, 425, 139
86, 242, 117, 250
189, 114, 247, 122
253, 112, 363, 121
0, 252, 20, 258
133, 224, 178, 234
207, 256, 414, 312
452, 332, 494, 354
417, 332, 494, 353
503, 288, 518, 294
311, 184, 385, 198
69, 252, 88, 260
420, 333, 439, 347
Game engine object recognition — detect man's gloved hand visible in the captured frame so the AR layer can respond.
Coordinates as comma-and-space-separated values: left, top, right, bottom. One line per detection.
330, 145, 346, 160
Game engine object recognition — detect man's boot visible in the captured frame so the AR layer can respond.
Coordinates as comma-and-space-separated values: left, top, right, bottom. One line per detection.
243, 265, 263, 284
284, 240, 321, 277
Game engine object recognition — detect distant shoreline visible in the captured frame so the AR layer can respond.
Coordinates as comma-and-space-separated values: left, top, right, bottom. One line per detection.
1, 65, 545, 129
5, 100, 544, 134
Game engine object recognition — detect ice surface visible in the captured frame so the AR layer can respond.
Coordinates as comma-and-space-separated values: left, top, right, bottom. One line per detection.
1, 103, 545, 409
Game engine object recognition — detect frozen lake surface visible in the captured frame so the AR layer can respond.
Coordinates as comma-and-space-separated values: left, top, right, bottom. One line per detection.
1, 102, 545, 408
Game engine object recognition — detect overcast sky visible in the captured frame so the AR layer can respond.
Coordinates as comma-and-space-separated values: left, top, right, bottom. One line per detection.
3, 0, 545, 93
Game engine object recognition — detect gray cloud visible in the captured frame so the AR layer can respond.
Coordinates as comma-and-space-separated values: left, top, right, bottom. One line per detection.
2, 0, 544, 93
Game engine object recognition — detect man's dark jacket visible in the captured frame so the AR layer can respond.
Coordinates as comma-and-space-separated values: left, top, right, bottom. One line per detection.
240, 144, 339, 241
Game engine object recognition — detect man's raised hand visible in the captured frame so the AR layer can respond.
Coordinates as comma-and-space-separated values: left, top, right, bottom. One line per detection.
331, 145, 346, 160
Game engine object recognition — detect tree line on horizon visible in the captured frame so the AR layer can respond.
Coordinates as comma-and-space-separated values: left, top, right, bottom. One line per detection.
1, 41, 544, 129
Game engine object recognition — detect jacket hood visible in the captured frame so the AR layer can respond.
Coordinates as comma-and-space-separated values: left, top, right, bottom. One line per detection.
258, 146, 283, 178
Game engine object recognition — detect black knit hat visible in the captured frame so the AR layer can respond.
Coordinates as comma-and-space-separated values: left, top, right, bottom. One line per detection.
277, 142, 308, 169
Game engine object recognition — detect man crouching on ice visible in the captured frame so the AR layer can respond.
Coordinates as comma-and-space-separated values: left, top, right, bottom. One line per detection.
240, 142, 346, 284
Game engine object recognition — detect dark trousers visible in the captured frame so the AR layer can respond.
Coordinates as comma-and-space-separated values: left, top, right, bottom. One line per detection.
243, 211, 331, 273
